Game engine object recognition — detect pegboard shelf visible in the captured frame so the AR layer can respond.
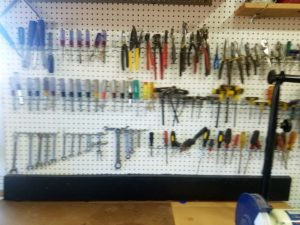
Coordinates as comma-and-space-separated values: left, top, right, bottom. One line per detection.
235, 3, 300, 17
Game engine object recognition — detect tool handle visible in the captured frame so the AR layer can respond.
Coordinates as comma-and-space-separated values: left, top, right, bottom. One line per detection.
59, 78, 66, 97
287, 131, 297, 151
27, 78, 33, 96
203, 129, 210, 148
110, 80, 117, 99
68, 79, 74, 96
69, 29, 74, 47
75, 79, 82, 97
120, 80, 126, 99
101, 31, 107, 48
76, 29, 82, 48
164, 131, 169, 147
43, 77, 49, 95
85, 29, 90, 48
133, 80, 140, 100
101, 80, 107, 99
60, 28, 65, 47
17, 27, 25, 46
49, 77, 56, 96
232, 134, 240, 148
208, 139, 214, 151
94, 33, 101, 48
217, 131, 224, 148
92, 80, 99, 99
224, 128, 232, 148
149, 132, 154, 147
37, 19, 45, 48
85, 79, 91, 97
193, 127, 208, 141
27, 21, 37, 47
250, 130, 260, 149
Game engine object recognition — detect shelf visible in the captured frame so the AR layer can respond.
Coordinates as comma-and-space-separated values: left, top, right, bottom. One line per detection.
235, 2, 300, 17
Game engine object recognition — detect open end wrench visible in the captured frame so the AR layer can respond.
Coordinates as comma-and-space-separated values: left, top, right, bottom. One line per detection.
61, 133, 67, 160
114, 129, 122, 169
27, 133, 34, 170
50, 133, 57, 163
124, 129, 131, 159
69, 134, 75, 157
43, 133, 50, 165
77, 134, 82, 156
36, 133, 44, 168
9, 133, 19, 174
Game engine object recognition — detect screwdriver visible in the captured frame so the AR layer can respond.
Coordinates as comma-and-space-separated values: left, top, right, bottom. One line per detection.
27, 77, 33, 111
36, 19, 46, 68
101, 30, 107, 63
256, 101, 268, 125
164, 131, 169, 165
68, 79, 75, 112
69, 29, 74, 61
285, 131, 297, 169
85, 79, 91, 112
244, 130, 261, 174
85, 29, 91, 61
90, 33, 101, 61
60, 28, 66, 61
100, 80, 107, 112
77, 29, 83, 63
128, 81, 133, 105
34, 77, 41, 111
276, 133, 286, 167
59, 78, 66, 111
23, 21, 37, 68
47, 32, 55, 74
110, 80, 117, 112
133, 80, 140, 115
9, 76, 17, 110
149, 132, 154, 157
197, 129, 210, 173
50, 77, 56, 110
43, 77, 49, 110
216, 131, 224, 164
17, 27, 25, 58
213, 43, 220, 70
245, 97, 259, 120
92, 79, 99, 112
208, 139, 215, 152
170, 131, 180, 148
76, 79, 82, 111
238, 132, 246, 174
229, 134, 239, 164
224, 128, 232, 165
120, 80, 126, 112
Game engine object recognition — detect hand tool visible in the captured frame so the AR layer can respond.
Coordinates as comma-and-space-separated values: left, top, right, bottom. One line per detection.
129, 26, 138, 72
276, 132, 286, 167
61, 133, 67, 160
149, 132, 154, 157
212, 86, 226, 128
152, 34, 163, 79
50, 133, 57, 163
9, 76, 17, 110
47, 32, 55, 73
27, 133, 34, 169
254, 43, 261, 68
244, 42, 257, 76
50, 77, 56, 110
213, 43, 220, 70
256, 101, 269, 125
27, 77, 33, 111
59, 78, 66, 111
133, 80, 140, 113
43, 133, 50, 165
92, 79, 99, 112
190, 97, 196, 118
229, 134, 239, 164
124, 129, 132, 159
280, 119, 292, 133
85, 134, 92, 152
218, 39, 230, 83
179, 22, 187, 77
89, 32, 101, 61
36, 19, 46, 68
85, 29, 91, 61
170, 131, 180, 149
60, 28, 66, 61
205, 96, 218, 124
229, 42, 244, 84
120, 80, 126, 112
76, 29, 83, 63
284, 131, 297, 169
197, 129, 210, 173
105, 128, 122, 169
77, 134, 83, 156
245, 97, 259, 120
10, 73, 24, 110
128, 80, 133, 105
216, 131, 224, 165
170, 27, 177, 64
244, 130, 261, 174
208, 139, 214, 152
34, 77, 41, 111
17, 27, 25, 58
188, 32, 198, 74
222, 85, 235, 124
43, 77, 50, 110
69, 29, 74, 61
69, 79, 75, 112
96, 133, 104, 160
100, 79, 107, 112
23, 20, 37, 68
196, 96, 205, 118
145, 33, 151, 71
9, 133, 19, 174
164, 131, 169, 165
199, 24, 211, 76
224, 128, 232, 165
36, 133, 44, 167
238, 132, 246, 174
261, 39, 271, 68
163, 30, 168, 70
76, 79, 82, 111
69, 134, 75, 157
232, 86, 244, 127
274, 41, 284, 70
180, 127, 208, 151
101, 30, 107, 63
85, 79, 91, 112
121, 31, 129, 71
110, 80, 117, 112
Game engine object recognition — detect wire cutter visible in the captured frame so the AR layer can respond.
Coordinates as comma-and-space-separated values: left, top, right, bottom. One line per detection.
179, 22, 188, 77
218, 39, 231, 83
163, 30, 169, 70
197, 26, 211, 76
121, 31, 128, 71
187, 32, 198, 74
244, 43, 257, 76
152, 34, 163, 80
229, 42, 244, 84
128, 26, 143, 72
145, 33, 152, 71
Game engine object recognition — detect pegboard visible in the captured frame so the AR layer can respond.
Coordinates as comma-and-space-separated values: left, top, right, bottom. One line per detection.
1, 0, 300, 206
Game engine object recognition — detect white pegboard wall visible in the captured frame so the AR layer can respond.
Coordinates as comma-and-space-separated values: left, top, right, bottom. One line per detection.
1, 0, 300, 205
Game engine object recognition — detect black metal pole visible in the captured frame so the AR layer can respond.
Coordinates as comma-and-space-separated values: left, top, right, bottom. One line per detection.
262, 70, 300, 200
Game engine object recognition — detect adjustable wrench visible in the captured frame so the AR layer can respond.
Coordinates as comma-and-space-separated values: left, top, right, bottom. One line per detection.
9, 133, 19, 174
27, 133, 34, 170
50, 133, 57, 163
36, 133, 44, 167
61, 133, 67, 160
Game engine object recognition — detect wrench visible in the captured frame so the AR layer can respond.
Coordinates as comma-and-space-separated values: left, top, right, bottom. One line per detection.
85, 134, 92, 152
9, 133, 19, 174
36, 133, 44, 168
114, 129, 122, 169
50, 133, 57, 163
77, 134, 82, 156
69, 134, 75, 157
61, 133, 67, 160
96, 133, 108, 160
44, 133, 50, 165
27, 133, 34, 170
124, 129, 131, 159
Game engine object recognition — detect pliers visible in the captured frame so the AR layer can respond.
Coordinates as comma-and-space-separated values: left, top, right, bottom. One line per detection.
163, 30, 169, 70
170, 27, 176, 64
229, 42, 244, 84
244, 42, 257, 76
145, 33, 152, 71
187, 32, 198, 74
152, 34, 163, 80
128, 26, 143, 72
121, 31, 128, 71
197, 26, 211, 76
179, 22, 188, 77
218, 39, 231, 83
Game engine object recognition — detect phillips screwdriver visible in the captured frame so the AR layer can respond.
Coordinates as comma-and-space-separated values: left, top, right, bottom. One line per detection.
69, 29, 74, 61
224, 128, 232, 165
77, 29, 83, 63
68, 79, 75, 112
216, 131, 224, 164
59, 78, 66, 111
100, 80, 107, 112
49, 77, 56, 110
238, 132, 246, 174
26, 77, 33, 111
85, 29, 91, 61
110, 80, 117, 112
149, 132, 154, 157
34, 77, 41, 111
256, 101, 268, 125
17, 27, 25, 58
92, 79, 99, 112
128, 80, 133, 105
43, 77, 49, 110
244, 130, 261, 174
85, 79, 91, 112
47, 32, 55, 73
285, 131, 297, 169
60, 28, 66, 61
164, 131, 169, 165
229, 134, 239, 164
120, 80, 126, 112
23, 21, 37, 68
76, 79, 82, 111
197, 129, 210, 173
245, 97, 259, 120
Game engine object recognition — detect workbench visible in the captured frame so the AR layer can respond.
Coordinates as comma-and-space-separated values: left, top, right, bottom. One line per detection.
0, 200, 288, 225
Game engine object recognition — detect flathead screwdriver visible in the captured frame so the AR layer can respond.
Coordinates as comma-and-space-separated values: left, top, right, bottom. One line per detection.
50, 77, 56, 110
149, 132, 154, 157
76, 79, 82, 111
238, 132, 246, 174
85, 79, 91, 112
244, 130, 260, 174
34, 78, 41, 111
69, 29, 74, 61
59, 78, 66, 111
92, 79, 99, 112
164, 131, 169, 165
110, 80, 117, 112
60, 28, 66, 61
100, 80, 107, 112
216, 131, 224, 164
43, 77, 49, 110
68, 79, 75, 112
229, 134, 239, 164
77, 29, 83, 63
120, 80, 126, 112
224, 128, 232, 165
27, 78, 33, 111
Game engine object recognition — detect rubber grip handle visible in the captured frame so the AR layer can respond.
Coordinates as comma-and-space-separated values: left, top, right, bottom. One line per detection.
17, 27, 25, 46
27, 20, 37, 47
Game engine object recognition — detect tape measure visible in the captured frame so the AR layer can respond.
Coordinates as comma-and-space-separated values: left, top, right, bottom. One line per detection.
236, 193, 300, 225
